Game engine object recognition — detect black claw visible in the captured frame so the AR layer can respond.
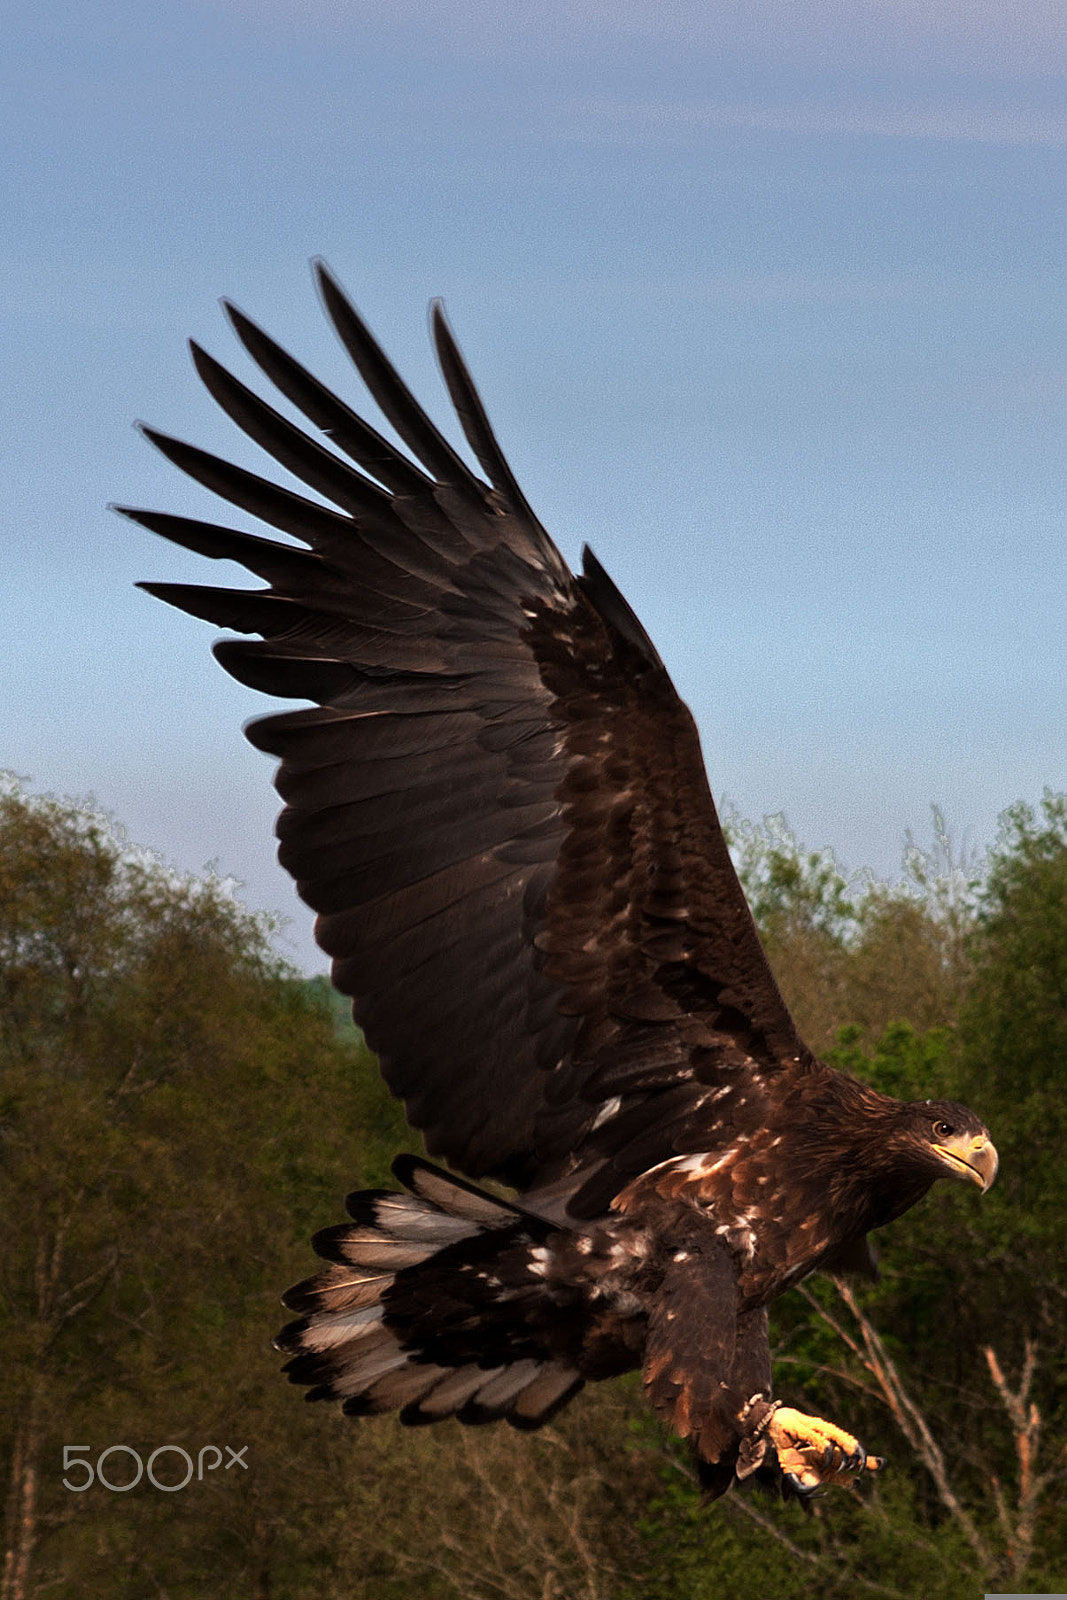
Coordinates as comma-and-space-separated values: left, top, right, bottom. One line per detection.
784, 1471, 823, 1500
823, 1442, 836, 1468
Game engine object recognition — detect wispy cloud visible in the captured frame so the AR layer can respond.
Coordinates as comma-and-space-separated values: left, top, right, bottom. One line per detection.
203, 0, 1067, 74
572, 96, 1067, 149
555, 271, 935, 306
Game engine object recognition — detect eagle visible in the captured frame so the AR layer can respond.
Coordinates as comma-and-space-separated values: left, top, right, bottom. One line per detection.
124, 262, 997, 1499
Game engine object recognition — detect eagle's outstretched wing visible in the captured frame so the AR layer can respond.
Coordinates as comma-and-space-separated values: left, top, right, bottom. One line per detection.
123, 262, 815, 1217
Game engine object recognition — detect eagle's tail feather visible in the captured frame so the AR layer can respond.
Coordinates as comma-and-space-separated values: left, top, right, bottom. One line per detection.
276, 1156, 584, 1429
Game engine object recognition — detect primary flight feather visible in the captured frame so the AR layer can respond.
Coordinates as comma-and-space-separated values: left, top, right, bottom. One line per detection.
125, 262, 996, 1498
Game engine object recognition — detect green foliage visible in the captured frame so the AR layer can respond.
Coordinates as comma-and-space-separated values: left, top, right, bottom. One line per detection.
951, 790, 1067, 1540
958, 792, 1067, 1226
826, 1018, 955, 1100
724, 807, 975, 1052
726, 810, 856, 942
0, 780, 412, 1596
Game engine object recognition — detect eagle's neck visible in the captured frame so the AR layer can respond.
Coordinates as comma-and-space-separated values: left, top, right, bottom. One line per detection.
785, 1072, 935, 1238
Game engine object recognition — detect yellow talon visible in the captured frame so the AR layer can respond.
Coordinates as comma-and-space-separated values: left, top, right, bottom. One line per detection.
767, 1407, 884, 1494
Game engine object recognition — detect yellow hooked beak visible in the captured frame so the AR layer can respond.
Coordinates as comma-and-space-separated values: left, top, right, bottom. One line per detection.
932, 1132, 998, 1192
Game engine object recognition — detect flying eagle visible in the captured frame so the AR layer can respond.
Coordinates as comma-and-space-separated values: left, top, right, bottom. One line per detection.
124, 264, 997, 1498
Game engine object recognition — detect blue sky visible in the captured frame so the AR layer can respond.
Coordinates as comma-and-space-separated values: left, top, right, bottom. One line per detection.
4, 0, 1065, 971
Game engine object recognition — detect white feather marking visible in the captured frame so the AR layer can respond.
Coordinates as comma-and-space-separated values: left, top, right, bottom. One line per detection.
407, 1168, 517, 1226
421, 1365, 502, 1414
306, 1270, 394, 1315
512, 1365, 581, 1421
339, 1235, 436, 1269
474, 1361, 544, 1408
683, 1153, 712, 1173
527, 1246, 551, 1277
591, 1095, 622, 1131
367, 1363, 447, 1410
369, 1198, 475, 1244
303, 1304, 384, 1352
332, 1342, 409, 1396
701, 1152, 734, 1176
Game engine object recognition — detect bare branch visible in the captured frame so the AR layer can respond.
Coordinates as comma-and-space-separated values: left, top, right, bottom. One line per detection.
983, 1341, 1053, 1587
796, 1282, 868, 1364
53, 1251, 117, 1321
772, 1351, 884, 1404
828, 1276, 992, 1569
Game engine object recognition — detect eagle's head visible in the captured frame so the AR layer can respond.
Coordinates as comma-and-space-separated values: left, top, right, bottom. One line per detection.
894, 1100, 998, 1192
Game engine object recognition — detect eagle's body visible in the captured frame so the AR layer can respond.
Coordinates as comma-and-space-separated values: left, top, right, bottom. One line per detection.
127, 264, 995, 1497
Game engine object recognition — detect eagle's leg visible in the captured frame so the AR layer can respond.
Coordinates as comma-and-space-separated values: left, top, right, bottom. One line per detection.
765, 1406, 885, 1495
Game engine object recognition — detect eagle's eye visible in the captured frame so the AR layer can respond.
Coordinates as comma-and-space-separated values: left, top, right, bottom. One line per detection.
933, 1119, 954, 1138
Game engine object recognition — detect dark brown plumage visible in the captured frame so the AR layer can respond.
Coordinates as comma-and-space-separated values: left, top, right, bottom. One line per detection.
126, 264, 997, 1498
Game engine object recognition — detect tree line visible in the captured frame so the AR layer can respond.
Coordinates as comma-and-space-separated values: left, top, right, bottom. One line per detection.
1, 775, 1064, 1598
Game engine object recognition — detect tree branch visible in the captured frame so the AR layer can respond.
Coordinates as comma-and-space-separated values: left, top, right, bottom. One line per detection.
983, 1341, 1052, 1587
827, 1276, 992, 1569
